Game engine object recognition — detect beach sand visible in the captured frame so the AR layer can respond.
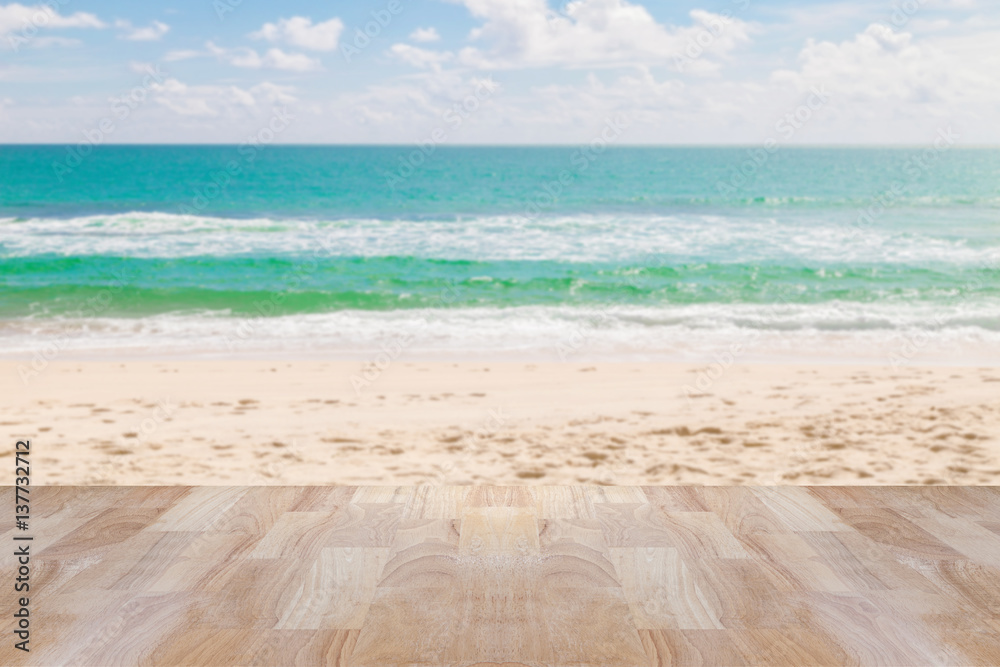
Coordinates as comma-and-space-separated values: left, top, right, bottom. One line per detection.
3, 360, 998, 486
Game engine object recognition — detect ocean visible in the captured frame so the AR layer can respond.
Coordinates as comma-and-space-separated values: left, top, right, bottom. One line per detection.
2, 145, 998, 362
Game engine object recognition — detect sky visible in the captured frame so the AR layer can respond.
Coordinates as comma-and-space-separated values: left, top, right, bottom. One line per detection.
0, 0, 998, 144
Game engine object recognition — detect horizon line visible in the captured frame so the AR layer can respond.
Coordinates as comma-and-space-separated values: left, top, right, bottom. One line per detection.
1, 142, 998, 149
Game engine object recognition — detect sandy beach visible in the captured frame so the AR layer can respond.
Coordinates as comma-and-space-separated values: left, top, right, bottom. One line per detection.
4, 360, 998, 486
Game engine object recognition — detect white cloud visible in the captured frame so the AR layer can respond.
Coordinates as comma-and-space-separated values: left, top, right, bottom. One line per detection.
326, 16, 1000, 145
0, 3, 104, 40
149, 79, 243, 117
259, 47, 322, 71
150, 78, 297, 117
261, 49, 322, 72
115, 19, 169, 42
27, 36, 81, 48
909, 18, 952, 32
444, 0, 752, 70
206, 41, 322, 71
410, 26, 441, 42
4, 1, 1000, 144
251, 16, 343, 52
772, 24, 1000, 107
163, 49, 201, 62
389, 43, 453, 70
251, 81, 298, 105
324, 69, 502, 136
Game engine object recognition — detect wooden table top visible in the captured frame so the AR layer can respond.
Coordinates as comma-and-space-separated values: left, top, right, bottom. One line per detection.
2, 485, 999, 666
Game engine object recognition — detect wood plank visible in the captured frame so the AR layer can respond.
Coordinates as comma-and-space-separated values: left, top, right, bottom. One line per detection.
402, 484, 470, 519
147, 487, 249, 531
3, 485, 997, 667
751, 487, 852, 532
832, 507, 968, 561
459, 507, 540, 556
274, 547, 389, 630
609, 547, 724, 630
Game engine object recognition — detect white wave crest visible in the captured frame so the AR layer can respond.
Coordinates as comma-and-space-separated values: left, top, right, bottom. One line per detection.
2, 211, 998, 266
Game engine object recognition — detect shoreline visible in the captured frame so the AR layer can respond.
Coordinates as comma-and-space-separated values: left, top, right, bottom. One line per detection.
4, 360, 998, 486
7, 349, 999, 365
5, 330, 998, 367
4, 335, 1000, 366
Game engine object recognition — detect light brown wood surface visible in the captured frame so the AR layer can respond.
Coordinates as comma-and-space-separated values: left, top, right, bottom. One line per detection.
1, 486, 999, 666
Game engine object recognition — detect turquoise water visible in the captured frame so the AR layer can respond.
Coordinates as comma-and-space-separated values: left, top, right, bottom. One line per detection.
2, 146, 999, 359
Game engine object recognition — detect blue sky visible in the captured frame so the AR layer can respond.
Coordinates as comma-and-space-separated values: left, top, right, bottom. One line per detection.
1, 0, 998, 143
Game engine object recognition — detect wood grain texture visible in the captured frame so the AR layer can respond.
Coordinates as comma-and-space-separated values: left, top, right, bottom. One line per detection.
1, 486, 998, 666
